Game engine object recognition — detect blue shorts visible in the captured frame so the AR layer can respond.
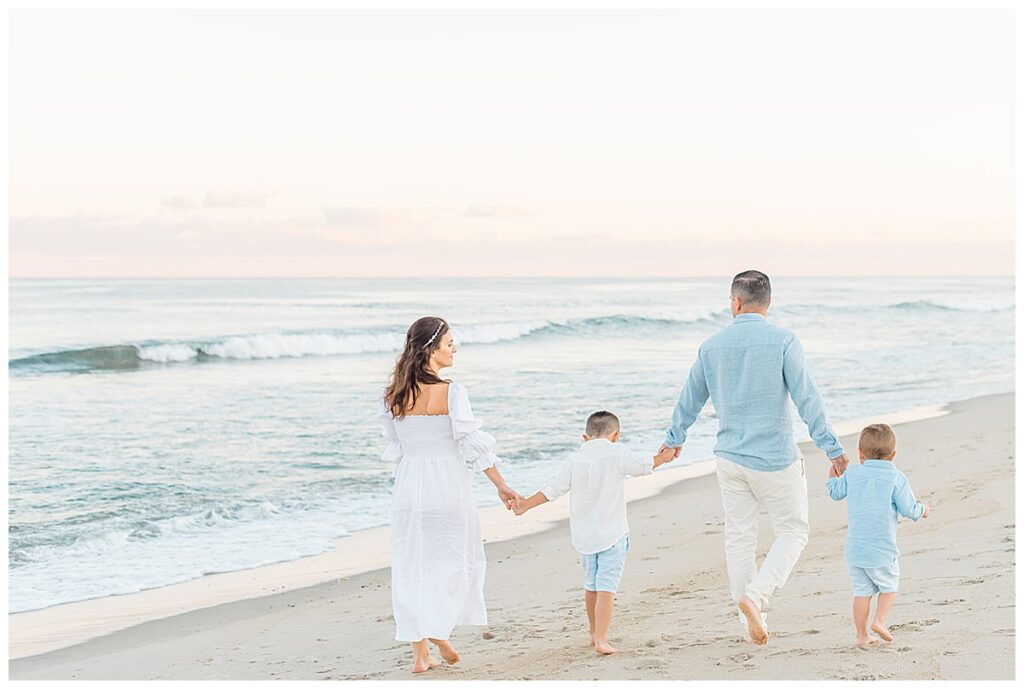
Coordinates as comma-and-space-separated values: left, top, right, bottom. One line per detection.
580, 534, 630, 593
848, 559, 900, 597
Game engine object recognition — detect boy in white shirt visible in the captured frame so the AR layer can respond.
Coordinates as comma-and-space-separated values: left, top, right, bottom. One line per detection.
512, 411, 677, 654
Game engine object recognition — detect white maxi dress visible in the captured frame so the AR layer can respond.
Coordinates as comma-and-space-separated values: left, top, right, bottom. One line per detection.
378, 381, 499, 642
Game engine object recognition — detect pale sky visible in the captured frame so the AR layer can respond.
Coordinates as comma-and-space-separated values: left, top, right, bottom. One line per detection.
9, 9, 1014, 277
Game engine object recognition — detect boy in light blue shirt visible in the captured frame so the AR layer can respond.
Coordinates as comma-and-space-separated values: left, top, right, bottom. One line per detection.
827, 423, 929, 647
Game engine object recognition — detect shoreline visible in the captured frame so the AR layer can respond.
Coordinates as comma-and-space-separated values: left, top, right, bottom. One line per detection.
8, 398, 957, 660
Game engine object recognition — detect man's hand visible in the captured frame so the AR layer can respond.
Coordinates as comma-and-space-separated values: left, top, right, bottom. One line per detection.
830, 453, 849, 476
654, 446, 678, 467
658, 444, 682, 460
511, 497, 528, 516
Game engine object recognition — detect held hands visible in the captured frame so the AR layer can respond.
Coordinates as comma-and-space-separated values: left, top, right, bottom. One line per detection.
654, 445, 679, 467
828, 462, 840, 479
511, 496, 528, 516
830, 453, 849, 476
497, 484, 523, 511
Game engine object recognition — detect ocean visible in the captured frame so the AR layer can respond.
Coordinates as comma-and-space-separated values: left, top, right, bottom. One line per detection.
7, 277, 1014, 613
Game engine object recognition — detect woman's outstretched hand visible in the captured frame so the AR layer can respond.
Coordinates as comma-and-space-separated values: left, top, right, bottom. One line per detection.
497, 484, 523, 510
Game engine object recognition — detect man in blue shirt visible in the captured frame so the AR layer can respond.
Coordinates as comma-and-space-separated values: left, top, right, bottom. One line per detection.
660, 270, 848, 645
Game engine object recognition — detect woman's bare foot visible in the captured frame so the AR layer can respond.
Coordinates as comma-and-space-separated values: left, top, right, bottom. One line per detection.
428, 638, 460, 665
593, 638, 617, 655
738, 596, 768, 645
856, 636, 878, 648
412, 655, 442, 673
870, 622, 893, 642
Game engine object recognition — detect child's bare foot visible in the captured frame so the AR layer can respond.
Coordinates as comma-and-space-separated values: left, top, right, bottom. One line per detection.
593, 638, 618, 655
411, 655, 442, 673
870, 622, 893, 642
738, 596, 768, 645
856, 636, 878, 648
428, 638, 460, 665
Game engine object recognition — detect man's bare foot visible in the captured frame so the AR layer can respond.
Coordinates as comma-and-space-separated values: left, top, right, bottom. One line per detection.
411, 655, 442, 673
856, 636, 878, 648
738, 596, 768, 645
593, 639, 618, 655
870, 622, 893, 642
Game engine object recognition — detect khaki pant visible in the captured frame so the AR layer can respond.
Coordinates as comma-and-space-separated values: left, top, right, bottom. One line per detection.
715, 457, 810, 614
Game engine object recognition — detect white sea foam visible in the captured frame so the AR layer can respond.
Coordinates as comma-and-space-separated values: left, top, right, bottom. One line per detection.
138, 344, 199, 363
453, 321, 553, 344
203, 331, 405, 360
21, 312, 731, 371
8, 497, 376, 614
136, 323, 560, 363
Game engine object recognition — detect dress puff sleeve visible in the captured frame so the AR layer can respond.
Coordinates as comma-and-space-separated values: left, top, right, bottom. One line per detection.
448, 382, 501, 472
378, 395, 403, 473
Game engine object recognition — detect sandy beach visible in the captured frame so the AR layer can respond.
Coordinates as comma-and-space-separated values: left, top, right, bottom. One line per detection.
9, 393, 1015, 680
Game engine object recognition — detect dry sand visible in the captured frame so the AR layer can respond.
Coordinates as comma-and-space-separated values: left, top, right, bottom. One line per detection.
8, 393, 1015, 680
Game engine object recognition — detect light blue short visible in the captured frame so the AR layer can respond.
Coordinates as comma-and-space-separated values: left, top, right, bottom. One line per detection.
581, 533, 630, 593
848, 558, 900, 597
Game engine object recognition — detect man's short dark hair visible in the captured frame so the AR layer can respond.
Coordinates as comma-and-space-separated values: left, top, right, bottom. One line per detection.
731, 270, 772, 306
586, 410, 620, 438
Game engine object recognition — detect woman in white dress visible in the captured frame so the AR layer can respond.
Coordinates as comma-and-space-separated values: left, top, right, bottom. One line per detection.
379, 316, 521, 674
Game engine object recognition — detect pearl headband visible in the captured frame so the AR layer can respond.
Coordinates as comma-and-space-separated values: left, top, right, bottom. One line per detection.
423, 320, 445, 349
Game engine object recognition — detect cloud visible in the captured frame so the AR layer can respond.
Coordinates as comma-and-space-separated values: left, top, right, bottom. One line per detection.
202, 188, 277, 209
319, 206, 452, 243
8, 213, 307, 256
321, 206, 393, 229
161, 195, 195, 210
319, 204, 531, 234
460, 204, 530, 219
159, 189, 278, 210
322, 204, 531, 228
10, 209, 1014, 277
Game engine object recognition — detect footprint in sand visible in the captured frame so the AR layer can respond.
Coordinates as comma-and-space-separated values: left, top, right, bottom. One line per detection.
890, 618, 940, 632
835, 671, 892, 680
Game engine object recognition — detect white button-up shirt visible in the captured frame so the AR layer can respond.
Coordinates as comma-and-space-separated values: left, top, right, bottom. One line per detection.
540, 438, 654, 554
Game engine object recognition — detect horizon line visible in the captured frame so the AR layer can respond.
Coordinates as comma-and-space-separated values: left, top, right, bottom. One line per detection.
6, 274, 1016, 280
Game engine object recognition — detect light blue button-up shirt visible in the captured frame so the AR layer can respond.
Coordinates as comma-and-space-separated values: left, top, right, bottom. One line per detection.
664, 312, 844, 471
827, 459, 926, 568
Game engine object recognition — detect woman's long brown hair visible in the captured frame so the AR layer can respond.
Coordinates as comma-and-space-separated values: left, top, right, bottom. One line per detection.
385, 316, 451, 418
